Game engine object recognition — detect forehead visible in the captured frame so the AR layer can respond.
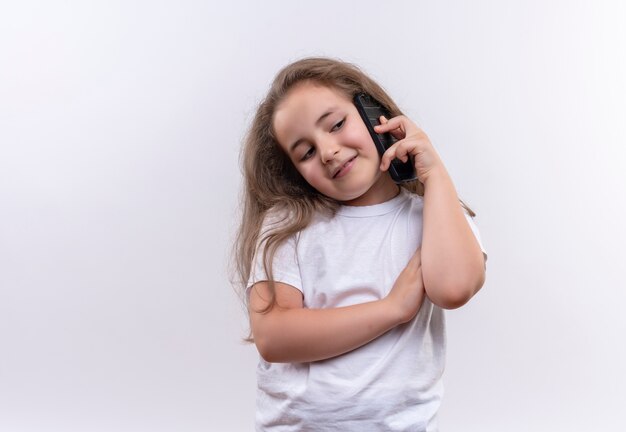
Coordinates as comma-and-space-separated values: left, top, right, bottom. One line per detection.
273, 83, 351, 146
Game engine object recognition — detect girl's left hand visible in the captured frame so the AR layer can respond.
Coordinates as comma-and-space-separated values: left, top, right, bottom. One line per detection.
375, 115, 444, 183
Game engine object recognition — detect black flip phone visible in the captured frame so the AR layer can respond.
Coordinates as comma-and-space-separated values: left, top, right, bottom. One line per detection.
353, 93, 416, 183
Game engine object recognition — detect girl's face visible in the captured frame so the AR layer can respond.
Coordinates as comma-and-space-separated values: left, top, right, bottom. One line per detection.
273, 82, 399, 206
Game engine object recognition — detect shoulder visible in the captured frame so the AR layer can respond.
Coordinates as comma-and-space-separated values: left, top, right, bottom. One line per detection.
259, 205, 328, 243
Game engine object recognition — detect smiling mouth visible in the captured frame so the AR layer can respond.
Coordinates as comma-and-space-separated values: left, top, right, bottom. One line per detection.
333, 156, 357, 179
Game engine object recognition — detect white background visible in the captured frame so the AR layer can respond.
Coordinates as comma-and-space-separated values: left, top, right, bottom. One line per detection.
1, 1, 625, 431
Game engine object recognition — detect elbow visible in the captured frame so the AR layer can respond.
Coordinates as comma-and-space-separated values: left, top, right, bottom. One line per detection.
253, 334, 276, 363
253, 333, 285, 363
257, 348, 278, 364
426, 269, 486, 310
429, 288, 473, 310
250, 312, 298, 363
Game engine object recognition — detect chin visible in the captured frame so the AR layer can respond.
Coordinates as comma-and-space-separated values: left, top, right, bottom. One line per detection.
337, 189, 374, 205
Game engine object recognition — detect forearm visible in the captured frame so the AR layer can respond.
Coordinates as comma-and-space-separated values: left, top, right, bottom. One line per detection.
421, 166, 485, 309
253, 298, 400, 363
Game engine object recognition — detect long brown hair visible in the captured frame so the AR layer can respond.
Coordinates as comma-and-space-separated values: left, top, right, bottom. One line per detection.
233, 57, 474, 329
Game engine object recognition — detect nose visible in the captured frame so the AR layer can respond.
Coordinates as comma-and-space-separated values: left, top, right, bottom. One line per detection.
318, 136, 340, 164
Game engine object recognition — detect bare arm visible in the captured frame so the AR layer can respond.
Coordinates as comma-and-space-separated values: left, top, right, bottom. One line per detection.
249, 249, 424, 363
421, 166, 486, 309
375, 116, 486, 310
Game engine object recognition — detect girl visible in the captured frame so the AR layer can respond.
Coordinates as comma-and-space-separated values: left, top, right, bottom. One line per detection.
234, 57, 487, 431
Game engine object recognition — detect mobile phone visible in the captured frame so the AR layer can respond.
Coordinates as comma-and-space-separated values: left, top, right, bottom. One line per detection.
353, 93, 417, 183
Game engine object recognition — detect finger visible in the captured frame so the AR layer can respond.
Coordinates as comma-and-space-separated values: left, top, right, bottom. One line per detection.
375, 122, 405, 141
379, 147, 398, 171
378, 116, 403, 140
393, 140, 413, 162
374, 124, 402, 138
380, 139, 412, 170
380, 150, 406, 171
386, 126, 406, 141
374, 115, 409, 134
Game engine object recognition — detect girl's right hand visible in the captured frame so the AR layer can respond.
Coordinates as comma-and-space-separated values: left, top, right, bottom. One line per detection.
385, 248, 425, 324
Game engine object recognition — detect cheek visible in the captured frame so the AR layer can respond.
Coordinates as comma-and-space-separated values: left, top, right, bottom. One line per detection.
296, 165, 321, 183
346, 123, 372, 148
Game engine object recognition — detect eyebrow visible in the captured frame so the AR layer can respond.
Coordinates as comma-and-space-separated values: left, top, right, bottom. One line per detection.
288, 108, 337, 152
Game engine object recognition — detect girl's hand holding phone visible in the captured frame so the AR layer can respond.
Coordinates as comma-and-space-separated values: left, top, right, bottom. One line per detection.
375, 116, 444, 183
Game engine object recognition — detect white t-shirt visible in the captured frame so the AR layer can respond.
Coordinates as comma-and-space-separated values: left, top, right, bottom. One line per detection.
248, 188, 487, 431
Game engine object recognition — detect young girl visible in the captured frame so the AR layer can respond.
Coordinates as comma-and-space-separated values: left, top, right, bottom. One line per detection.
234, 57, 487, 431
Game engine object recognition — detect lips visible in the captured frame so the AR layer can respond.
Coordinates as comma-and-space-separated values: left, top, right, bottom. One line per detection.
332, 156, 357, 179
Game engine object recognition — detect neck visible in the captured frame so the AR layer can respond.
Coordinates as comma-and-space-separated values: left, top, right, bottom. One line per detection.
342, 174, 400, 206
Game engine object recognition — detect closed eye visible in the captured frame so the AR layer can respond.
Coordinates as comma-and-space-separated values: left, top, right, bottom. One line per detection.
300, 147, 315, 161
331, 118, 345, 131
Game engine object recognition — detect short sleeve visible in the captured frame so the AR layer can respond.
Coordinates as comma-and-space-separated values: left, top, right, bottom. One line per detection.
463, 210, 488, 264
246, 213, 303, 302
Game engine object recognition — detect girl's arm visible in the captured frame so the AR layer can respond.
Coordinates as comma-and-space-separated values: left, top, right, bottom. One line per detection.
420, 165, 485, 309
249, 249, 424, 363
376, 117, 486, 309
